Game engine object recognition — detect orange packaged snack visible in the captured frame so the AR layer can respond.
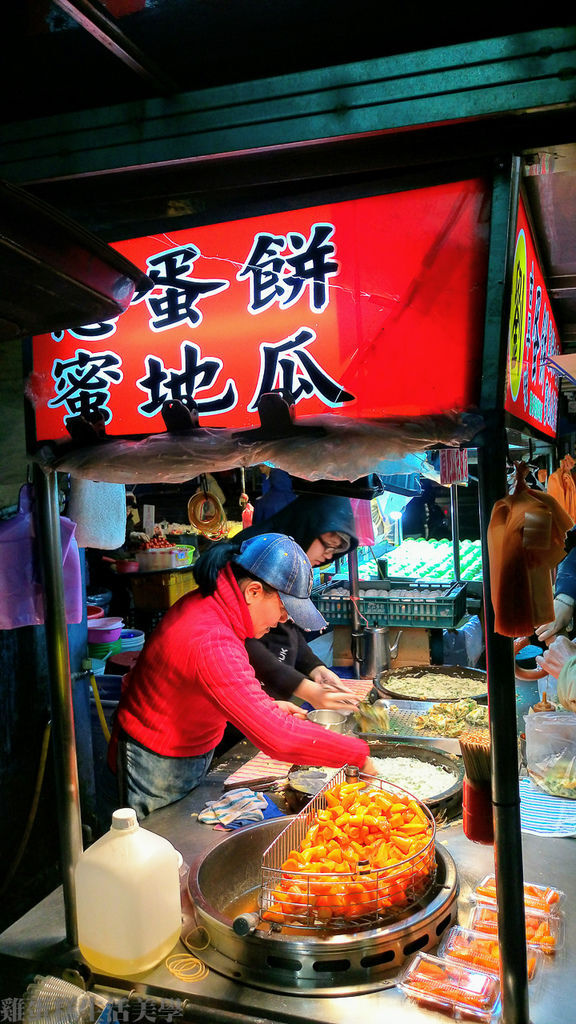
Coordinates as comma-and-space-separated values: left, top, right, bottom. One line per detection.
468, 903, 563, 954
473, 874, 564, 915
438, 925, 541, 981
397, 952, 501, 1022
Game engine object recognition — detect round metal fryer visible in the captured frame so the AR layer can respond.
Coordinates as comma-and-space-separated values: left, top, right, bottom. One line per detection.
186, 817, 458, 995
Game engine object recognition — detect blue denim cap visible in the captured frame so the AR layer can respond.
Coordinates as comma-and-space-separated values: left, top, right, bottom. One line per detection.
235, 533, 327, 631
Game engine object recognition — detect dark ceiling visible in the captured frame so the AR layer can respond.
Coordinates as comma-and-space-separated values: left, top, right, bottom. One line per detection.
3, 3, 576, 356
4, 4, 572, 123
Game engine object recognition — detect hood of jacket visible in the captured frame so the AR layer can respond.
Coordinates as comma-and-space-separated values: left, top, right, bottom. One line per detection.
237, 493, 359, 563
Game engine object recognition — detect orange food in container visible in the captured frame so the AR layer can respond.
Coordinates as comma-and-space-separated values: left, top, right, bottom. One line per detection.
467, 902, 564, 954
438, 924, 541, 981
472, 873, 564, 915
397, 951, 501, 1022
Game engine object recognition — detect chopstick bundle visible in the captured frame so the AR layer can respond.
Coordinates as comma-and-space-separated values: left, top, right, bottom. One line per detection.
459, 729, 494, 844
459, 729, 491, 784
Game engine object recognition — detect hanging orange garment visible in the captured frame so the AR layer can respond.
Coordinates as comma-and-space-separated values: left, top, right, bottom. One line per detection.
547, 455, 576, 521
487, 464, 574, 637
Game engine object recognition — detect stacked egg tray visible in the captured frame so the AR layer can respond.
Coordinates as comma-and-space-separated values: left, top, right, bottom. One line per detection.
397, 872, 565, 1021
311, 577, 467, 628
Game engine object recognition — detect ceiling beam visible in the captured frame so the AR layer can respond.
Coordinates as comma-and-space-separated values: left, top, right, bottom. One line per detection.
52, 0, 177, 92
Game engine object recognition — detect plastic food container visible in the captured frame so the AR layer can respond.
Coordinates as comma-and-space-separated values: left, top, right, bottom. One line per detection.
467, 902, 564, 953
87, 616, 124, 644
438, 924, 541, 981
397, 951, 501, 1022
472, 874, 565, 914
87, 604, 104, 619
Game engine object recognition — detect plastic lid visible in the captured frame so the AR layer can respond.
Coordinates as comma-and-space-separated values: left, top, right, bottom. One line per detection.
111, 808, 139, 830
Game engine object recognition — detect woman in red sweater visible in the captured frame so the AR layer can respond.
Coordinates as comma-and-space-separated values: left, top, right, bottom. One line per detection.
110, 532, 376, 818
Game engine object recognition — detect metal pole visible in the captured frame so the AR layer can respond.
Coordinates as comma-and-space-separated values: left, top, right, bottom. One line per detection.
476, 154, 530, 1024
477, 435, 529, 1024
33, 465, 83, 947
450, 484, 461, 580
348, 547, 362, 678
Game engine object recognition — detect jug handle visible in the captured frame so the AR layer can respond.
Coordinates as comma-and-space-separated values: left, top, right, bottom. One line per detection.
514, 636, 547, 680
390, 630, 403, 658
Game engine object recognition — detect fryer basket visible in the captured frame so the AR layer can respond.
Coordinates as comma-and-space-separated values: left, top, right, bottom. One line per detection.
260, 767, 436, 933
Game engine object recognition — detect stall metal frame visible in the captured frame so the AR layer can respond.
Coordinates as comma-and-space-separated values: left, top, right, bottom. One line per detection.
6, 26, 576, 1024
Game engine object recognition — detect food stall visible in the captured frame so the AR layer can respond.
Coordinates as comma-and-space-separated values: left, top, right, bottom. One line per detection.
1, 51, 575, 1024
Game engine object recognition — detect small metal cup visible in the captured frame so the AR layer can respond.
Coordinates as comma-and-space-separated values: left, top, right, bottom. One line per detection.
306, 709, 348, 733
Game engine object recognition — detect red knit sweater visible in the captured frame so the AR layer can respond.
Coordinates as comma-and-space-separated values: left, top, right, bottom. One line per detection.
114, 565, 370, 768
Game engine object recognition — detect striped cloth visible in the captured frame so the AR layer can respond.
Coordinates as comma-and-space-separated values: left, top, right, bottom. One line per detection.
198, 788, 269, 826
519, 778, 576, 837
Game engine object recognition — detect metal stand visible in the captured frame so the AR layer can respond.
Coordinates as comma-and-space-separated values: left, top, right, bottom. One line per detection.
477, 433, 530, 1024
33, 465, 83, 947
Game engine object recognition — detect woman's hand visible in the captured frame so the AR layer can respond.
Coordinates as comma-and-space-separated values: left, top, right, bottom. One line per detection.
535, 598, 574, 644
535, 635, 576, 678
293, 675, 360, 710
361, 756, 380, 777
313, 687, 360, 711
276, 700, 308, 718
310, 665, 358, 695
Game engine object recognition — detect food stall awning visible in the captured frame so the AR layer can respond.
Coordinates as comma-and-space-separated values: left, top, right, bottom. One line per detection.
0, 180, 151, 341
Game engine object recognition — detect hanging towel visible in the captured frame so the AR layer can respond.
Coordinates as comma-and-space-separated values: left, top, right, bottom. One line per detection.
547, 455, 576, 522
68, 479, 127, 549
0, 484, 82, 629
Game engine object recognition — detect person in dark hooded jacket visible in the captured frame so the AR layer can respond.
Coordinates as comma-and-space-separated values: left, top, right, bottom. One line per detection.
235, 493, 361, 709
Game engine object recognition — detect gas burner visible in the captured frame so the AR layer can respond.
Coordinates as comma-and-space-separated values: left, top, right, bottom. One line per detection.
186, 818, 458, 996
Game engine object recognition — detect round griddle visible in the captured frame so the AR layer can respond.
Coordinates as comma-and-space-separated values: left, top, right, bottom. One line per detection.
373, 664, 487, 703
284, 744, 463, 819
367, 740, 464, 818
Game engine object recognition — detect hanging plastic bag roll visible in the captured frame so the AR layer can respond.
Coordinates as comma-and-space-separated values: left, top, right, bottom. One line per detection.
487, 463, 573, 637
0, 483, 82, 629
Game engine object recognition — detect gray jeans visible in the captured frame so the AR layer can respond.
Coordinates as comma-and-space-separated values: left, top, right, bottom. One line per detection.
117, 731, 214, 819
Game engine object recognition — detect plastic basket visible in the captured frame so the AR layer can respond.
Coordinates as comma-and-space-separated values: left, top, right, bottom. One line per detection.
129, 568, 198, 610
312, 578, 467, 629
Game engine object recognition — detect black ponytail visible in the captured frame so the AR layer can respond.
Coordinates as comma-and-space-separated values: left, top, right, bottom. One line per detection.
193, 538, 277, 597
193, 541, 242, 596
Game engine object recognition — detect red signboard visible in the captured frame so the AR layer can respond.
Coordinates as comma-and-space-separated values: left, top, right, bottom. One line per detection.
504, 194, 561, 437
29, 179, 490, 442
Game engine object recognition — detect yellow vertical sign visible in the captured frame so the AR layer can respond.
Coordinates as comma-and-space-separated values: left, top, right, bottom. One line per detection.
507, 228, 527, 402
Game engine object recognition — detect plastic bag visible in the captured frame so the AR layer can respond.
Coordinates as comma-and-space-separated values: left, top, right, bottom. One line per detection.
524, 711, 576, 799
442, 615, 484, 668
0, 484, 82, 629
37, 411, 484, 485
487, 463, 573, 637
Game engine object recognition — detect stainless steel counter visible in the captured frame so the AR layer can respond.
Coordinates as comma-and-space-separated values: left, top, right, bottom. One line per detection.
1, 737, 575, 1024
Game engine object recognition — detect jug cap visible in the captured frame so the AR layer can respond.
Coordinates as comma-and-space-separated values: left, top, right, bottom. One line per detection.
111, 808, 139, 831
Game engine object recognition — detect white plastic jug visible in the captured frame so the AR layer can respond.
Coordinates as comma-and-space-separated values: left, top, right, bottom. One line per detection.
75, 808, 182, 977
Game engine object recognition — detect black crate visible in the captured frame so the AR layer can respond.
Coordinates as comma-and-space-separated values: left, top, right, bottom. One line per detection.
312, 578, 467, 629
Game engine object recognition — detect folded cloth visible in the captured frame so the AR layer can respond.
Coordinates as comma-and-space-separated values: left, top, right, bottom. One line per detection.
198, 788, 285, 829
198, 788, 269, 827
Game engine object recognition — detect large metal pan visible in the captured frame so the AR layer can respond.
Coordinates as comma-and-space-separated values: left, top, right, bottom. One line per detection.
374, 664, 487, 703
284, 743, 464, 818
366, 740, 464, 818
